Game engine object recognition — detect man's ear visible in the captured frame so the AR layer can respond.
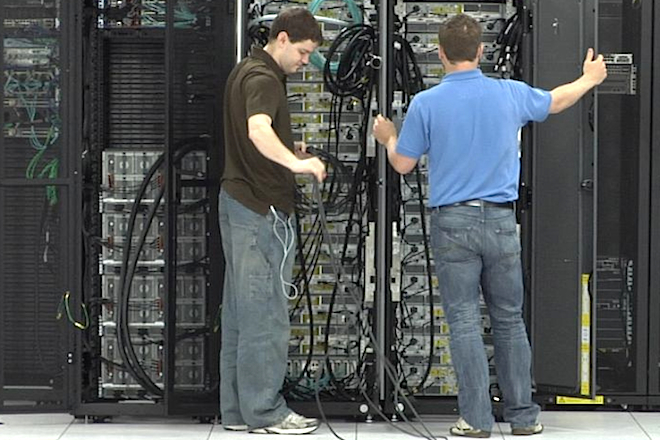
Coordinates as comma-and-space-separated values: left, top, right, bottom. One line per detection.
276, 31, 289, 47
476, 43, 484, 61
438, 46, 448, 63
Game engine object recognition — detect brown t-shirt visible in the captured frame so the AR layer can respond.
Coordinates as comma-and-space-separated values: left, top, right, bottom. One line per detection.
222, 47, 295, 215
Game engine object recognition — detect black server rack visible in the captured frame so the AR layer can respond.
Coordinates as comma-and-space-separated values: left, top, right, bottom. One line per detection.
71, 0, 228, 418
528, 0, 657, 408
646, 0, 660, 408
0, 0, 79, 412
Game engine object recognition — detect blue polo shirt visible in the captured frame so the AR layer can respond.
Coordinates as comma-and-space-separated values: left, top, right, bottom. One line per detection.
396, 69, 552, 207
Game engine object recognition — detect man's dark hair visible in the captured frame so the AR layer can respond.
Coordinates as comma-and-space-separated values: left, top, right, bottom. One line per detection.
269, 8, 323, 45
438, 14, 482, 63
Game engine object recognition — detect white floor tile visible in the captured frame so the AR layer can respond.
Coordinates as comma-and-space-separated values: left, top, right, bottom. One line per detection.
1, 411, 658, 440
500, 411, 651, 440
61, 416, 213, 440
631, 412, 660, 440
0, 413, 73, 440
356, 416, 505, 439
208, 421, 357, 439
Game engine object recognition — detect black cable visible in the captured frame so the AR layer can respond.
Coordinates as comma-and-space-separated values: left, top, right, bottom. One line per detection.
116, 151, 166, 396
116, 137, 209, 397
495, 12, 523, 79
394, 34, 424, 107
312, 182, 446, 440
323, 24, 378, 99
282, 212, 316, 395
409, 165, 436, 394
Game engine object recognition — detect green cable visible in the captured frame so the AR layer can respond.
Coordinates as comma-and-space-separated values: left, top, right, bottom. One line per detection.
308, 0, 362, 72
57, 291, 89, 330
38, 158, 59, 205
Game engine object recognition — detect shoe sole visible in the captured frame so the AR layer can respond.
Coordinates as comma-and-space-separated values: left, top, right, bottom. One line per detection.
512, 425, 544, 435
449, 427, 491, 438
251, 424, 319, 435
223, 425, 248, 431
512, 429, 543, 435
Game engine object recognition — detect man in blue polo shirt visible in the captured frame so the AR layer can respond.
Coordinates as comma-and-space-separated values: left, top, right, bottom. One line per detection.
373, 13, 607, 439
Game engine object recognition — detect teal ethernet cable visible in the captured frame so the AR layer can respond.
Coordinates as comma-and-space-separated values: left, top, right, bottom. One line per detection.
308, 0, 362, 72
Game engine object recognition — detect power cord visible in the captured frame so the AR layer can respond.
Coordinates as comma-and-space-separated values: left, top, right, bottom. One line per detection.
312, 181, 447, 440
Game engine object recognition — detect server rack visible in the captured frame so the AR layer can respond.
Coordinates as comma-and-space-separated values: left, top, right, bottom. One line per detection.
71, 0, 227, 418
528, 0, 657, 408
0, 0, 79, 413
650, 0, 660, 408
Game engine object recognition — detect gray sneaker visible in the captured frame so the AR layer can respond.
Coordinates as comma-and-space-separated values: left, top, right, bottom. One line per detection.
250, 411, 320, 435
512, 423, 544, 435
449, 417, 491, 438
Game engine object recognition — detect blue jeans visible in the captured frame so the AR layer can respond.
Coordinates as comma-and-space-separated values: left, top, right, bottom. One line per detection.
430, 205, 539, 431
218, 189, 294, 428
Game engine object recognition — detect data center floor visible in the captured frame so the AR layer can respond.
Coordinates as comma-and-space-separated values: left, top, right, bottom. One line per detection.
0, 411, 659, 439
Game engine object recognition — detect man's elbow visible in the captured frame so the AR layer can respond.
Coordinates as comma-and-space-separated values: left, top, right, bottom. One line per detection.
391, 157, 417, 175
548, 94, 562, 114
393, 163, 413, 175
548, 101, 564, 114
248, 125, 267, 145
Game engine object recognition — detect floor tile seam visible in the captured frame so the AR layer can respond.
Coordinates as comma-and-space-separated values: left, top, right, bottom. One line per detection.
56, 417, 76, 440
629, 412, 653, 440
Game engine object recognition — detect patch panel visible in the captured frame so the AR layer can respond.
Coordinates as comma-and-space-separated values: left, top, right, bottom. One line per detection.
3, 18, 58, 30
97, 0, 201, 29
4, 44, 55, 68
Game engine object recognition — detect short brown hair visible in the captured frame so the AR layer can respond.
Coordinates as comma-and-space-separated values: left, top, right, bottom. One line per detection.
438, 14, 482, 63
269, 8, 323, 45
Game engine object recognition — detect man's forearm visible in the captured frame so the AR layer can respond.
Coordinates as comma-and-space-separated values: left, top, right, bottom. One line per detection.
248, 124, 299, 170
549, 76, 597, 114
384, 136, 417, 175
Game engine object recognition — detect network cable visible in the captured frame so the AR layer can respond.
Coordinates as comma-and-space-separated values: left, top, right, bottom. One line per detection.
116, 137, 209, 397
312, 181, 447, 440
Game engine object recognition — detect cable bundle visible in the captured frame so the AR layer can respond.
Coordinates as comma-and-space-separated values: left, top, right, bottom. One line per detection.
494, 12, 523, 79
323, 24, 378, 99
116, 137, 209, 397
393, 35, 424, 107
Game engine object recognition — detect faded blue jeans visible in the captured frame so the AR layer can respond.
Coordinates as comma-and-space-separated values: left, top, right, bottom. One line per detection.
218, 189, 294, 429
430, 205, 539, 432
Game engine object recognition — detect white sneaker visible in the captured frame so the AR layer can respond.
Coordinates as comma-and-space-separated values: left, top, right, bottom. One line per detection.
449, 417, 491, 438
250, 411, 320, 435
223, 424, 248, 431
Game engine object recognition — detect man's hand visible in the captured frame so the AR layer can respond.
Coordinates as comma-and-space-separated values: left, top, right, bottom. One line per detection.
291, 156, 326, 183
294, 141, 311, 159
582, 48, 608, 87
549, 49, 609, 114
372, 114, 397, 148
293, 141, 325, 182
371, 114, 418, 174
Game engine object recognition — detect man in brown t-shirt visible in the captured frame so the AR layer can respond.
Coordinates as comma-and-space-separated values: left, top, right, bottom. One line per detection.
219, 7, 325, 435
